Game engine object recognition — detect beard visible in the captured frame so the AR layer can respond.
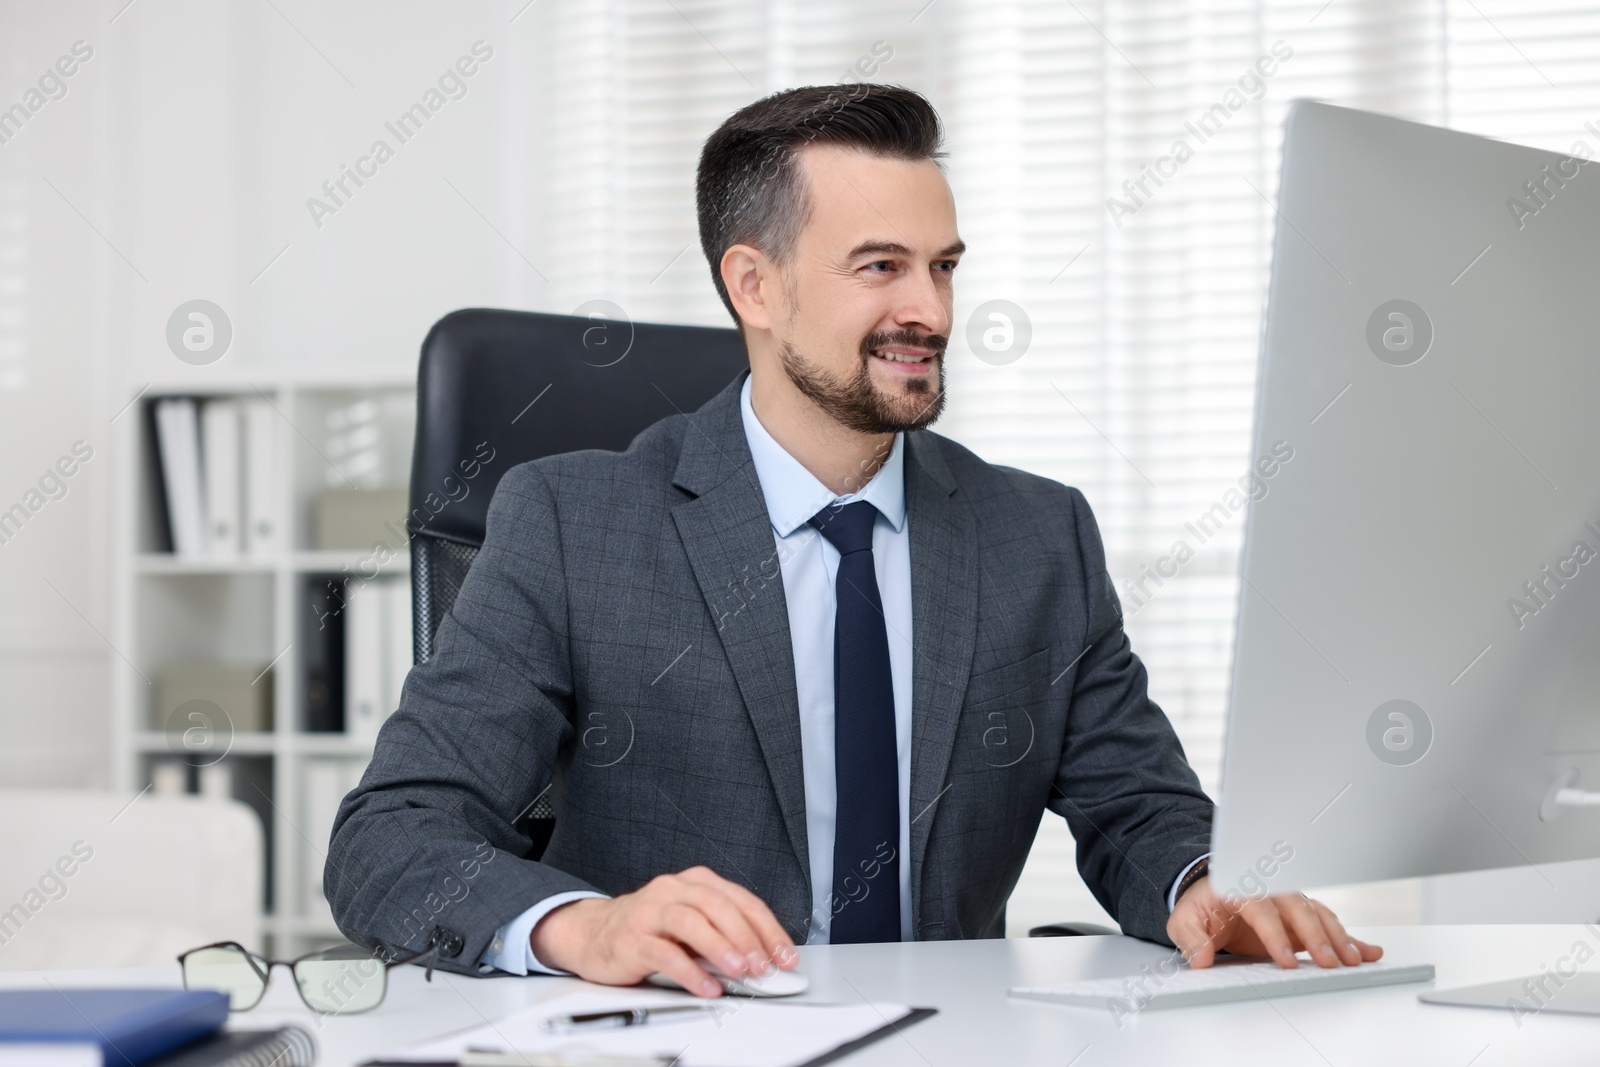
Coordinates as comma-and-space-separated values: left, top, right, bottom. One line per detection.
777, 327, 947, 435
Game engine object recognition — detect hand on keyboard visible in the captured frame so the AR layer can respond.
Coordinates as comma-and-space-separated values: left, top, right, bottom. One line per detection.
1166, 877, 1383, 971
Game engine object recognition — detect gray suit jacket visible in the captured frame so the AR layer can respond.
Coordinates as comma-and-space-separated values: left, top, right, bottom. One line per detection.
328, 369, 1213, 974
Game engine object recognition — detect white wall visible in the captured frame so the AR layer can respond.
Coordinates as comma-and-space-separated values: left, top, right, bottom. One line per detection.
0, 0, 552, 786
1, 4, 114, 786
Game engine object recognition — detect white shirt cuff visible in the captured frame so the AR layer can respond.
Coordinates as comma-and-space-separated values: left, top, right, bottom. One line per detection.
477, 890, 610, 975
1167, 852, 1211, 913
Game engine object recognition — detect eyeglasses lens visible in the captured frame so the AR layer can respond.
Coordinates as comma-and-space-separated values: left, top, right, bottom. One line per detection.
294, 944, 387, 1014
181, 946, 268, 1011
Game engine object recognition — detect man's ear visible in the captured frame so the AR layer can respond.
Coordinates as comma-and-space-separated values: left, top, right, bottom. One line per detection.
722, 244, 776, 332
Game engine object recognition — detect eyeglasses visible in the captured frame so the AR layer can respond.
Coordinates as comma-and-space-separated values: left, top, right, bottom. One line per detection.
177, 938, 438, 1015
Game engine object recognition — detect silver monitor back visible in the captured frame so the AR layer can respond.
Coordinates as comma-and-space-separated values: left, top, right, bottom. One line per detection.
1212, 101, 1600, 896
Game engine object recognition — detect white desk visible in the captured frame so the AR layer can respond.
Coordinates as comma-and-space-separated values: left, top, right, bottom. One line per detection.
4, 926, 1595, 1066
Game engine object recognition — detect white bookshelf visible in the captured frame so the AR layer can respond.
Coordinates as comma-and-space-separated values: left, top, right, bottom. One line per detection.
111, 376, 416, 956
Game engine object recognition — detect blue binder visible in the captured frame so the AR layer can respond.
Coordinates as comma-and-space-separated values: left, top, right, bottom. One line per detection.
0, 989, 228, 1066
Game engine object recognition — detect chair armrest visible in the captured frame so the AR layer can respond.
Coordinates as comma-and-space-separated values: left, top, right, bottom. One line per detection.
1028, 921, 1121, 937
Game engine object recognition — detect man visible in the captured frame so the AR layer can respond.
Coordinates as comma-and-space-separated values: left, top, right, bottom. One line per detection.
329, 83, 1381, 996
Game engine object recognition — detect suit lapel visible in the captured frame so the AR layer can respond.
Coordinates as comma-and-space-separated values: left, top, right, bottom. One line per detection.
904, 430, 979, 932
670, 372, 812, 880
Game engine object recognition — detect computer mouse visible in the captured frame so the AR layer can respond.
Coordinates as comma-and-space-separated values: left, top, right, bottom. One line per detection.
646, 959, 810, 997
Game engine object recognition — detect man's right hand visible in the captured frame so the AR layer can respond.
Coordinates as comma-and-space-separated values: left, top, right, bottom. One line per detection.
528, 865, 799, 997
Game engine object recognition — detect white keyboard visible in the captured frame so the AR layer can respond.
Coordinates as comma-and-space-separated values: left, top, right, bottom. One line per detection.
1010, 958, 1435, 1011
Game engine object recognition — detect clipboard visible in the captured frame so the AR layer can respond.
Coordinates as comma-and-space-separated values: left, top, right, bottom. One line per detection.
361, 997, 937, 1067
799, 1006, 937, 1067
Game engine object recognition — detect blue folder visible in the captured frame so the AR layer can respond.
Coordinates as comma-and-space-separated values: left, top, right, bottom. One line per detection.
0, 989, 228, 1066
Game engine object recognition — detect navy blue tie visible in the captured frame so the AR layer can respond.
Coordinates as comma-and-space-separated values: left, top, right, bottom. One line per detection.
807, 500, 900, 944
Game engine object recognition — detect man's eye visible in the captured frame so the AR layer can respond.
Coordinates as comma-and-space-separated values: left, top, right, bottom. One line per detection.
866, 261, 894, 272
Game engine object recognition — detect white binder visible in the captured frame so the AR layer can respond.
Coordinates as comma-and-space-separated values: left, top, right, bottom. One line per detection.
243, 398, 279, 556
201, 399, 242, 556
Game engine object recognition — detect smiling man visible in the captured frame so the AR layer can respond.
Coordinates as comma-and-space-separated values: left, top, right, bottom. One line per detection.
329, 83, 1381, 996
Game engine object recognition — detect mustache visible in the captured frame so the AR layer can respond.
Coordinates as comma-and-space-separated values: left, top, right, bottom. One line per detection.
860, 328, 948, 358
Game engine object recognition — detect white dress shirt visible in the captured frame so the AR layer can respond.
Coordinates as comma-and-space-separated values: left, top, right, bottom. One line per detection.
479, 373, 1197, 974
736, 373, 916, 945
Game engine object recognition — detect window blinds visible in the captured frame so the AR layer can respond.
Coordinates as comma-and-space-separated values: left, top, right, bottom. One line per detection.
0, 178, 22, 393
0, 28, 26, 393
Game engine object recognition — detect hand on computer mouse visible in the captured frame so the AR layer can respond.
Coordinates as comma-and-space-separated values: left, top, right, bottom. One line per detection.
528, 865, 799, 998
1168, 879, 1384, 970
648, 960, 810, 997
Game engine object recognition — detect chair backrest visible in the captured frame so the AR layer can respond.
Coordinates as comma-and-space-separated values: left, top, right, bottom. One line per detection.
408, 310, 745, 850
0, 791, 263, 970
408, 308, 748, 664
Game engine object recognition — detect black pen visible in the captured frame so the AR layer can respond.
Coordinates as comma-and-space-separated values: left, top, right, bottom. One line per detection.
540, 1004, 721, 1033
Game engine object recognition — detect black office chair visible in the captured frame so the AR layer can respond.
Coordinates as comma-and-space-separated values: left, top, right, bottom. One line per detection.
407, 307, 749, 854
405, 307, 1117, 938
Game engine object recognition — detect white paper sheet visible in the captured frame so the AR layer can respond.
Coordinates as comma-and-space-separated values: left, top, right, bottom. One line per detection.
374, 989, 916, 1067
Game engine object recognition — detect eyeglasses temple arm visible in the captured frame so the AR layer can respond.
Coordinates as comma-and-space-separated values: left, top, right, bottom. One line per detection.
386, 942, 439, 982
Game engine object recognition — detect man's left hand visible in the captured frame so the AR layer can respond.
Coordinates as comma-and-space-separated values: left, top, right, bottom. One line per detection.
1167, 880, 1384, 969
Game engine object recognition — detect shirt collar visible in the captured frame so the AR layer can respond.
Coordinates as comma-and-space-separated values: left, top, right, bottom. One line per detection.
739, 372, 906, 538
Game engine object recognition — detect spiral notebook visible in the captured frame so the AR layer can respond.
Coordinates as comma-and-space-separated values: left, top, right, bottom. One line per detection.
148, 1028, 315, 1067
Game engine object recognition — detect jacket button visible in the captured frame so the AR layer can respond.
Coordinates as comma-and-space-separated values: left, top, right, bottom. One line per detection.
430, 925, 465, 958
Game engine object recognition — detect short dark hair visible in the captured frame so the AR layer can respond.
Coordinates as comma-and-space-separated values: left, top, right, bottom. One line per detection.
695, 84, 945, 328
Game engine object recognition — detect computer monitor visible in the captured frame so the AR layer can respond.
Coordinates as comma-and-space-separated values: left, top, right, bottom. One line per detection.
1212, 101, 1600, 898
